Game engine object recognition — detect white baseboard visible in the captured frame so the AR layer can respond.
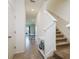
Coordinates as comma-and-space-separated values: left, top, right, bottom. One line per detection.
46, 49, 56, 58
15, 50, 24, 54
38, 48, 45, 57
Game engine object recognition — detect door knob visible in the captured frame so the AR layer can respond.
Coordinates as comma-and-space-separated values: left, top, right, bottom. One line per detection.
8, 36, 12, 38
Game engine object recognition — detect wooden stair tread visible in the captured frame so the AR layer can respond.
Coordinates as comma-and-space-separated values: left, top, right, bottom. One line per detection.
56, 31, 60, 32
57, 45, 70, 51
56, 34, 64, 37
56, 34, 63, 36
56, 37, 66, 40
56, 42, 69, 46
56, 31, 61, 34
56, 39, 67, 43
57, 44, 70, 50
54, 49, 70, 59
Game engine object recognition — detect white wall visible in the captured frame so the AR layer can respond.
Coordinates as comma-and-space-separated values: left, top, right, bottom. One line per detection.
16, 0, 26, 53
48, 0, 70, 22
36, 9, 56, 58
8, 0, 16, 59
47, 0, 70, 40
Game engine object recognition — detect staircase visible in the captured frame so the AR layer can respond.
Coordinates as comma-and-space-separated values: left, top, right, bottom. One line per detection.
48, 28, 70, 59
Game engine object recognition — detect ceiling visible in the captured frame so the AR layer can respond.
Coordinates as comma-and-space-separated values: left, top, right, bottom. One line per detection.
25, 0, 47, 25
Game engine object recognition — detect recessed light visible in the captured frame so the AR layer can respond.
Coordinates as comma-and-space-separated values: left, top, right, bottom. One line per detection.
32, 9, 34, 11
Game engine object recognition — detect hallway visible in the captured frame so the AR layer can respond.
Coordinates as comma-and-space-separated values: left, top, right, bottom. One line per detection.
8, 0, 70, 59
13, 35, 43, 59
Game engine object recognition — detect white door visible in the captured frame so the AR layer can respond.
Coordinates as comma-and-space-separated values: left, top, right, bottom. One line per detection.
8, 0, 16, 59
